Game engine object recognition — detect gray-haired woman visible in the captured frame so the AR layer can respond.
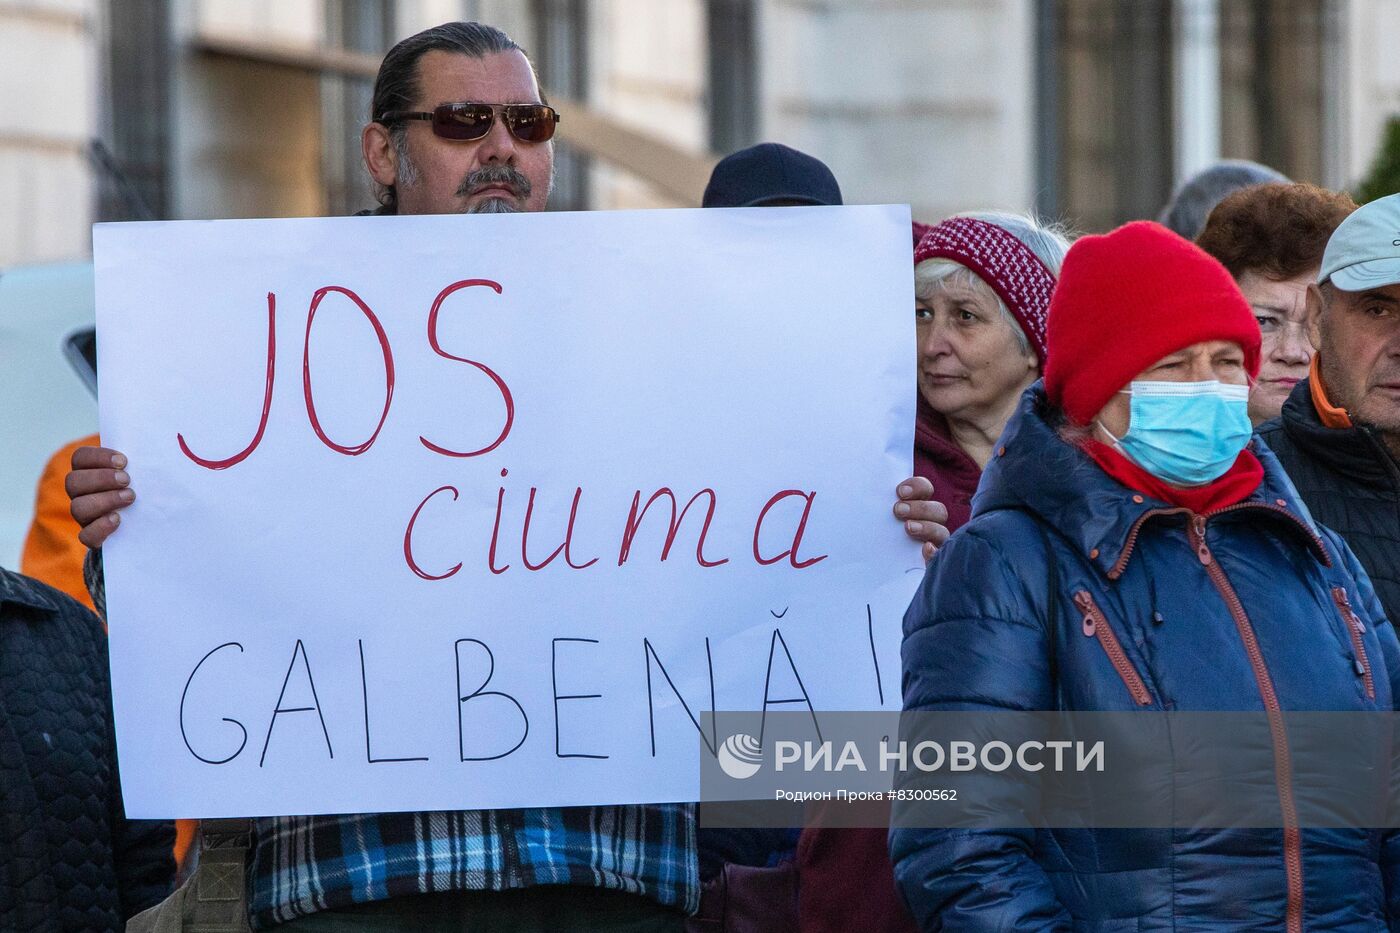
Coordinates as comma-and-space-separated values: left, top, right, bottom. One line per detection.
799, 213, 1074, 933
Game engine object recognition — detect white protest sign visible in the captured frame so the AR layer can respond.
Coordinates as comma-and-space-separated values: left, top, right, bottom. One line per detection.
94, 206, 921, 818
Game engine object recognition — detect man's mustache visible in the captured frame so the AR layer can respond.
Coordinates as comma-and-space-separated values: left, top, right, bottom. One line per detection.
456, 164, 532, 200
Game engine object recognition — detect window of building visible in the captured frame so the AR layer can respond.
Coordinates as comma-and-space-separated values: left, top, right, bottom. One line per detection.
101, 0, 171, 221
1219, 0, 1336, 185
706, 0, 758, 156
1036, 0, 1176, 233
533, 0, 590, 211
322, 0, 394, 216
1038, 0, 1339, 232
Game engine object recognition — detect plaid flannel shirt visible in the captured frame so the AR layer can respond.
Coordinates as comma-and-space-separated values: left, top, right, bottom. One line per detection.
247, 806, 697, 928
84, 553, 698, 928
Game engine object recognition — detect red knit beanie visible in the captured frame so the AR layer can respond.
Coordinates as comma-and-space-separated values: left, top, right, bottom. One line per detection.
1044, 220, 1261, 425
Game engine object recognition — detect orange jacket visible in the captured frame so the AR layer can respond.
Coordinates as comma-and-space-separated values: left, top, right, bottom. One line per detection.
22, 435, 98, 611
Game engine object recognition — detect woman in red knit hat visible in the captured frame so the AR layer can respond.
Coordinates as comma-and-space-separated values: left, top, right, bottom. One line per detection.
892, 221, 1400, 931
799, 213, 1070, 933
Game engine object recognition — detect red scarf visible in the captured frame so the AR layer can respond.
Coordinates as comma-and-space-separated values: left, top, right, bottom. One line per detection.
1081, 440, 1265, 514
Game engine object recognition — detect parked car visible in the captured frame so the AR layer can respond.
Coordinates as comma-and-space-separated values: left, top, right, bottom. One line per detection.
0, 261, 97, 569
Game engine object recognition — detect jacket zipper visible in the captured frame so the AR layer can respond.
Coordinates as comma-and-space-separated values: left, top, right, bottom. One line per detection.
1108, 508, 1190, 580
1332, 586, 1375, 700
1073, 591, 1152, 706
1186, 515, 1304, 933
1109, 501, 1331, 581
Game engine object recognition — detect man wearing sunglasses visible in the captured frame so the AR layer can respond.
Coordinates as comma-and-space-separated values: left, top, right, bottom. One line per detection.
70, 20, 695, 933
360, 24, 559, 217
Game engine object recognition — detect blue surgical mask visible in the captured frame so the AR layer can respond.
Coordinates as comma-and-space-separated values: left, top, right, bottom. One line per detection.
1098, 380, 1253, 487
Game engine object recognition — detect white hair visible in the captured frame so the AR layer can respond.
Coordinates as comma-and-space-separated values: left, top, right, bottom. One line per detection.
392, 131, 421, 189
914, 211, 1073, 360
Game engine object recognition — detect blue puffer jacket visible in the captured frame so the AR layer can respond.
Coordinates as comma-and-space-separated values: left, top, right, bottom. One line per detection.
892, 384, 1400, 932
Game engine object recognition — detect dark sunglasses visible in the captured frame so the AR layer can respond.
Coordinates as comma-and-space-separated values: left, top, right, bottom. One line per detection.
378, 102, 561, 143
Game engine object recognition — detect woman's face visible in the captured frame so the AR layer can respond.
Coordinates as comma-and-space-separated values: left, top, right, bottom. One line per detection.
1236, 268, 1315, 424
916, 276, 1039, 424
1095, 340, 1250, 438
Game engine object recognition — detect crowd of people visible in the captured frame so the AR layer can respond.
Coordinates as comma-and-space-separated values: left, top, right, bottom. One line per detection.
4, 16, 1400, 933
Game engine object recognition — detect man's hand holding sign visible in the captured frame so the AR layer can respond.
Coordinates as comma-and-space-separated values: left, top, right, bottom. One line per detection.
86, 206, 918, 818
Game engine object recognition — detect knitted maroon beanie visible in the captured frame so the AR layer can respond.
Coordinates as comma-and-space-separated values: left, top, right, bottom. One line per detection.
915, 216, 1056, 364
1044, 220, 1261, 425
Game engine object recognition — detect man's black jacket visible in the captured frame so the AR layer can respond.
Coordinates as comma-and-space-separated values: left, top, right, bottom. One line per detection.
0, 567, 173, 932
1259, 376, 1400, 623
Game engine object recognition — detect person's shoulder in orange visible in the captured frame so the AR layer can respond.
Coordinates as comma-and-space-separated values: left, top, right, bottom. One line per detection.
21, 433, 100, 612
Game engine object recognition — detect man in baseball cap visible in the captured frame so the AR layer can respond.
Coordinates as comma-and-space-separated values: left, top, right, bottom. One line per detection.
701, 142, 842, 208
1258, 191, 1400, 624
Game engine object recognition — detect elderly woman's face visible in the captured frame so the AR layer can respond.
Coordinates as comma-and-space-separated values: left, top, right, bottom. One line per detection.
1237, 268, 1315, 424
1095, 339, 1250, 438
916, 276, 1038, 423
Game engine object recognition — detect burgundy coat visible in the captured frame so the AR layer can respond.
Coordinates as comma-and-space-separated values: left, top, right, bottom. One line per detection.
796, 399, 982, 933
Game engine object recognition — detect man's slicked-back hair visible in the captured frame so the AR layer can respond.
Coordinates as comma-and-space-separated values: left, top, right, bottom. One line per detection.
369, 21, 538, 212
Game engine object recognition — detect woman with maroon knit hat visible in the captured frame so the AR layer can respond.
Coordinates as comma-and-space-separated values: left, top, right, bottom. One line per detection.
893, 221, 1400, 931
798, 213, 1069, 933
893, 212, 1070, 559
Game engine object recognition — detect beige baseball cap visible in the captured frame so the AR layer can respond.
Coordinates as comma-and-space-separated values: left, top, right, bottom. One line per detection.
1319, 192, 1400, 291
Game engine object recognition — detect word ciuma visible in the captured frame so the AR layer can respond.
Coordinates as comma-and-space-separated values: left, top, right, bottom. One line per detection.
175, 280, 829, 575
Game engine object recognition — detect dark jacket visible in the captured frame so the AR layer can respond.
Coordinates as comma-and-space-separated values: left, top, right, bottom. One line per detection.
0, 567, 174, 932
892, 385, 1400, 932
1258, 376, 1400, 625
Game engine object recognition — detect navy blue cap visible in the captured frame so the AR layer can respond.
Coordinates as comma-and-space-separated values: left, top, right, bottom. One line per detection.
701, 143, 843, 208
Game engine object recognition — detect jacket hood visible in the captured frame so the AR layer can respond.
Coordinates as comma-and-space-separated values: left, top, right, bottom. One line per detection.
973, 382, 1331, 579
